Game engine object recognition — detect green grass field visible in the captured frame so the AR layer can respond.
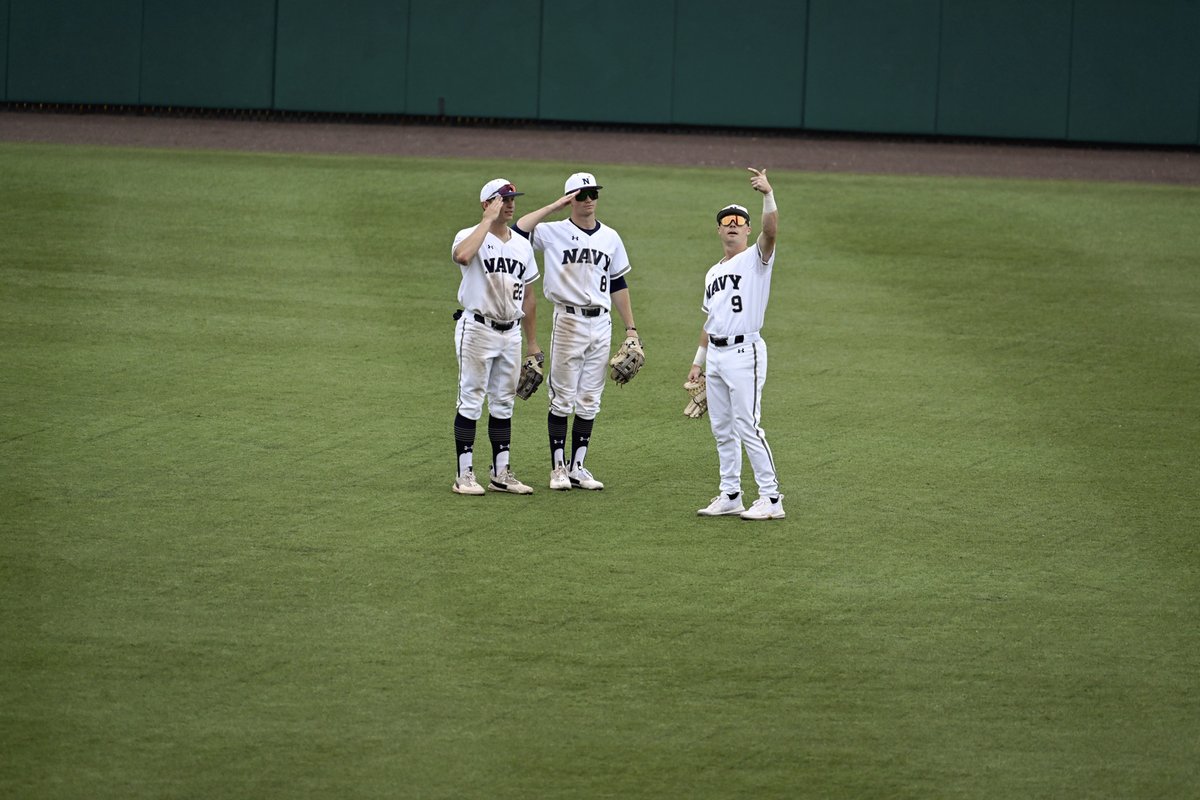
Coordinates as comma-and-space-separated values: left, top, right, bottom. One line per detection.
2, 141, 1198, 799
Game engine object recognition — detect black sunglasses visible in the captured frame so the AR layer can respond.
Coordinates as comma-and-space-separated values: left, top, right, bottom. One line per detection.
574, 189, 599, 201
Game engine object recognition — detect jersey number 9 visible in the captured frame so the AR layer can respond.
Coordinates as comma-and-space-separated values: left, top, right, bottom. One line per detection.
731, 295, 743, 313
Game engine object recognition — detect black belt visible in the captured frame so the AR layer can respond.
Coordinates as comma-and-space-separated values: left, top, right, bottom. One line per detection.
473, 313, 515, 332
708, 334, 745, 347
564, 305, 606, 317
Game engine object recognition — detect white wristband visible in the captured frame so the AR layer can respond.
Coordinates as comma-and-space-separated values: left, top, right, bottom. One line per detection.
762, 191, 777, 215
693, 346, 707, 367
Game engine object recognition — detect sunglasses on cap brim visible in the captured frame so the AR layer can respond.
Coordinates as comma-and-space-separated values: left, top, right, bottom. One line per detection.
719, 214, 749, 227
573, 189, 599, 201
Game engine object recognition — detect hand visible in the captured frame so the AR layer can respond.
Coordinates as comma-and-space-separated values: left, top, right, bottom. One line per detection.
748, 167, 772, 195
687, 364, 703, 382
554, 193, 576, 210
481, 197, 504, 221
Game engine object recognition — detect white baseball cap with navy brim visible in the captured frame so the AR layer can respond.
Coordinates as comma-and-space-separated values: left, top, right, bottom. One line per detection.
480, 178, 524, 202
564, 172, 603, 195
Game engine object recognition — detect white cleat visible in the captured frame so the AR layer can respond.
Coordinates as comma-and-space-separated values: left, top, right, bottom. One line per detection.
488, 467, 533, 495
568, 466, 604, 490
452, 468, 485, 496
740, 494, 786, 520
550, 464, 572, 491
697, 493, 746, 516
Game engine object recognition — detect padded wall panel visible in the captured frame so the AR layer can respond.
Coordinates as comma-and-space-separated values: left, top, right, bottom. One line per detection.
672, 0, 806, 128
539, 0, 675, 124
937, 0, 1072, 139
406, 0, 540, 119
805, 0, 940, 134
141, 0, 276, 109
6, 0, 142, 104
275, 0, 408, 114
1069, 0, 1200, 145
0, 0, 9, 101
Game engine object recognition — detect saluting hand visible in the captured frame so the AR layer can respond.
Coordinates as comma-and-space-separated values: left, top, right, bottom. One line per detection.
748, 167, 772, 195
481, 197, 504, 221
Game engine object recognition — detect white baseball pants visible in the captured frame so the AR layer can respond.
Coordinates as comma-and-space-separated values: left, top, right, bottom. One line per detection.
454, 314, 520, 420
548, 309, 610, 419
705, 337, 780, 499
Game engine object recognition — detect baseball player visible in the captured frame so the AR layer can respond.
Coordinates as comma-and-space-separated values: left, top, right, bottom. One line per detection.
450, 178, 540, 495
514, 172, 639, 491
687, 168, 784, 520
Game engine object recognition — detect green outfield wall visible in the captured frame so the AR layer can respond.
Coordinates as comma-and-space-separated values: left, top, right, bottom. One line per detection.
407, 0, 539, 119
5, 0, 1199, 145
0, 0, 9, 100
936, 0, 1073, 140
275, 0, 410, 114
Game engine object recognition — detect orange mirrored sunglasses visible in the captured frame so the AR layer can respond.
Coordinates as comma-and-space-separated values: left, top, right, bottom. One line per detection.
719, 214, 749, 227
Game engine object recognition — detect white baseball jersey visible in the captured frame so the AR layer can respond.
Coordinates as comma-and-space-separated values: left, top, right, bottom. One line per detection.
526, 220, 630, 309
451, 229, 538, 321
701, 243, 775, 336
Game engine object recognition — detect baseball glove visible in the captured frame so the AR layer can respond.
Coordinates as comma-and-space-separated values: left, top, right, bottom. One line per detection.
608, 335, 645, 385
515, 352, 545, 400
683, 374, 707, 418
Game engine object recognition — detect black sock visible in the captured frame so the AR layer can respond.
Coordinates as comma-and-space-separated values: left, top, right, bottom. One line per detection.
453, 413, 476, 475
728, 491, 741, 501
548, 412, 568, 467
571, 416, 594, 470
488, 415, 511, 475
